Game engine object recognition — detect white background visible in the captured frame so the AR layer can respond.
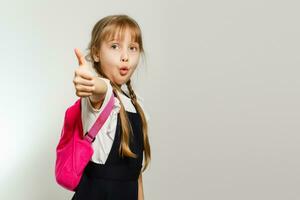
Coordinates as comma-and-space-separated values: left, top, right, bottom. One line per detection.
0, 0, 299, 199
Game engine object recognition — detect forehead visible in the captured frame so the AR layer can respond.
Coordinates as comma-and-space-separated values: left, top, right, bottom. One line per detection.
104, 25, 139, 43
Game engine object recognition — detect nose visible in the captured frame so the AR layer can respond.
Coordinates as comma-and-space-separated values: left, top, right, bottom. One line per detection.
121, 57, 128, 62
121, 50, 129, 62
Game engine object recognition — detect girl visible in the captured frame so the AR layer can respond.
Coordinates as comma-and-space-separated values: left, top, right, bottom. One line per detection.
71, 14, 151, 200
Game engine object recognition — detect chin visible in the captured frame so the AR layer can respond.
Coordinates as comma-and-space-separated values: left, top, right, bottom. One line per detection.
110, 73, 132, 87
114, 78, 129, 87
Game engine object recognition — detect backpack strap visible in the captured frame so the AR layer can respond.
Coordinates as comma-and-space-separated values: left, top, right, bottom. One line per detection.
84, 94, 115, 143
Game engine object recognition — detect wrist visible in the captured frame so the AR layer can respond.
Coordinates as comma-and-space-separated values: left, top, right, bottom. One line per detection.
93, 77, 108, 96
88, 95, 104, 110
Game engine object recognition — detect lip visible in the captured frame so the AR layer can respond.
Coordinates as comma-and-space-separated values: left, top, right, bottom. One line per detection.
120, 66, 129, 70
119, 66, 129, 75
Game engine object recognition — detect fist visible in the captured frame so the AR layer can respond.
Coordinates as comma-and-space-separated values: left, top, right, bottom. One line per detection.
73, 48, 96, 97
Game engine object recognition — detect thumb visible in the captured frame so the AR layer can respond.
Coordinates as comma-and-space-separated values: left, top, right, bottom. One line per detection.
74, 48, 86, 67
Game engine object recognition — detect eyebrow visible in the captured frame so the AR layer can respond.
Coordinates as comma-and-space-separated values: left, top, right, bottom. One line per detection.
108, 40, 139, 45
108, 38, 120, 42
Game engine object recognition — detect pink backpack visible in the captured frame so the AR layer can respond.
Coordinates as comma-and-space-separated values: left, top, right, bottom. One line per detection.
55, 95, 115, 191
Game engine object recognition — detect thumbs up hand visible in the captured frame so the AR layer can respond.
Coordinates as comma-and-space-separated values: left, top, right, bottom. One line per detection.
73, 48, 96, 97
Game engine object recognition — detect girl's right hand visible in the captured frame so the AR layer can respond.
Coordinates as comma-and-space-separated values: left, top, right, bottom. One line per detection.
73, 48, 96, 97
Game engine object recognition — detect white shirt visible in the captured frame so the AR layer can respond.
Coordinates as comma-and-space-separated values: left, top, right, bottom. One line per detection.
81, 78, 149, 164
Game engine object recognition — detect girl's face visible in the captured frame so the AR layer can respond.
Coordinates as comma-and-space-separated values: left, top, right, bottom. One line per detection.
97, 28, 141, 86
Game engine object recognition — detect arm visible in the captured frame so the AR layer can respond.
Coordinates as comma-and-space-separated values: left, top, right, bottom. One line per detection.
88, 77, 108, 110
138, 173, 144, 200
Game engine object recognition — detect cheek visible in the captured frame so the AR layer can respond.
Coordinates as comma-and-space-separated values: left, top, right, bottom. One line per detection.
105, 53, 119, 63
101, 54, 119, 70
132, 64, 138, 71
129, 65, 138, 76
131, 54, 140, 65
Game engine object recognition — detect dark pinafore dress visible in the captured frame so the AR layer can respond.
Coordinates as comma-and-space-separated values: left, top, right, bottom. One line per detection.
71, 93, 144, 200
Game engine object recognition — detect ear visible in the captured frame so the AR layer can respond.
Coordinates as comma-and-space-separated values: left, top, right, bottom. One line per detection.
92, 46, 100, 62
93, 55, 100, 62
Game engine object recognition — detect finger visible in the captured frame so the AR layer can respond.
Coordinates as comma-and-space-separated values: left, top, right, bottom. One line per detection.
79, 69, 93, 80
74, 68, 93, 80
76, 91, 93, 97
74, 48, 86, 66
75, 85, 95, 93
74, 77, 94, 86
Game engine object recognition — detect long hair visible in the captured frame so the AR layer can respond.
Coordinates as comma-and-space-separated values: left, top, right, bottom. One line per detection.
85, 14, 151, 171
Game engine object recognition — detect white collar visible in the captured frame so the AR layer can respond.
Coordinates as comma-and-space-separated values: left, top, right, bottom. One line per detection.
115, 90, 137, 113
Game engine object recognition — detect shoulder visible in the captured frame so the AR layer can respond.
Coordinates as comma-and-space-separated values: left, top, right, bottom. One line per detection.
135, 92, 150, 122
117, 87, 150, 122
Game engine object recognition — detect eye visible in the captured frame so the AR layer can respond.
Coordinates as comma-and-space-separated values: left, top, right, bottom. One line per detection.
111, 44, 119, 49
130, 46, 139, 52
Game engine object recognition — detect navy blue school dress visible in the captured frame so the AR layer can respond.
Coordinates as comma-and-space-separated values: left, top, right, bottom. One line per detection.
71, 90, 144, 200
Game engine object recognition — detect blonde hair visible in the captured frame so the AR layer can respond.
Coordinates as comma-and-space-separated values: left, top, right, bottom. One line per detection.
85, 14, 151, 171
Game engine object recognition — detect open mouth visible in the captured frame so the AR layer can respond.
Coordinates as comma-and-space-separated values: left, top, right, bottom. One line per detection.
120, 67, 129, 75
120, 66, 129, 75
